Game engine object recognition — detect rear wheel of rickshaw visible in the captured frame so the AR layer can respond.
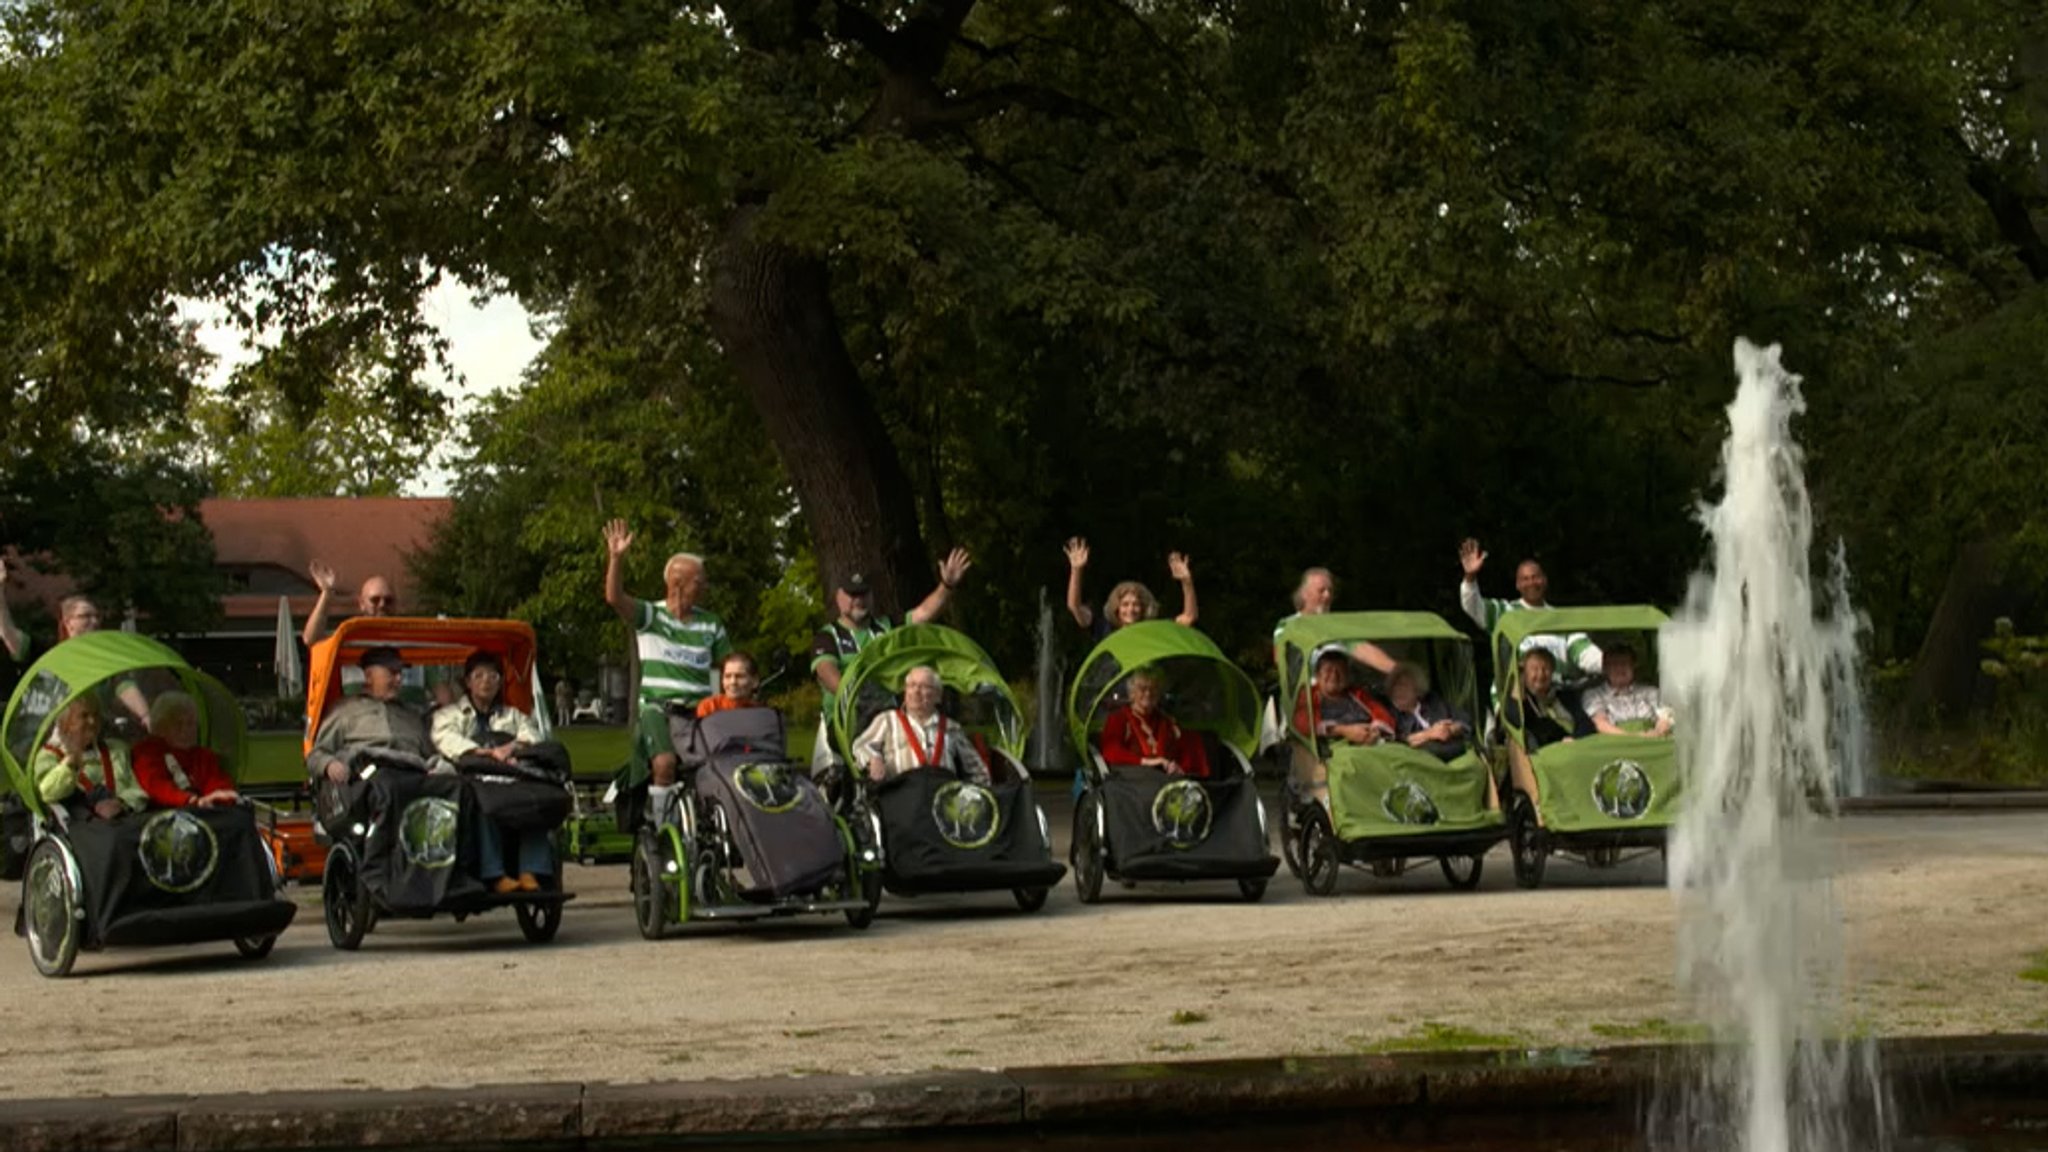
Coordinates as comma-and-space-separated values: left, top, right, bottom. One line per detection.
1071, 794, 1106, 905
1438, 854, 1485, 891
322, 844, 371, 951
1508, 792, 1548, 890
630, 831, 672, 940
1279, 802, 1305, 879
1236, 876, 1268, 902
1300, 808, 1340, 897
1013, 886, 1050, 912
515, 899, 562, 943
844, 868, 881, 929
23, 839, 81, 978
233, 935, 279, 959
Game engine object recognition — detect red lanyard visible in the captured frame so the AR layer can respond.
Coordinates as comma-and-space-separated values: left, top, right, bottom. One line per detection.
55, 742, 114, 795
1130, 710, 1170, 758
895, 710, 946, 768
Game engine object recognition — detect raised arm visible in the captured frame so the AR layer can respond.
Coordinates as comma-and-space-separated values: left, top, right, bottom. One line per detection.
1168, 553, 1198, 627
1348, 641, 1396, 675
1063, 538, 1094, 629
601, 519, 638, 625
300, 560, 338, 649
907, 548, 973, 625
0, 556, 25, 660
1456, 539, 1489, 630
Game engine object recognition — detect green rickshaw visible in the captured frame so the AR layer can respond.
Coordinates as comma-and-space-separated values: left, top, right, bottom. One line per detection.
829, 625, 1064, 912
1490, 606, 1678, 888
3, 633, 296, 977
1067, 621, 1278, 903
1274, 613, 1505, 896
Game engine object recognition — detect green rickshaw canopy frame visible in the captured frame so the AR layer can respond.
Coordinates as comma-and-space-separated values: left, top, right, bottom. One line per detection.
830, 624, 1024, 763
1066, 621, 1260, 759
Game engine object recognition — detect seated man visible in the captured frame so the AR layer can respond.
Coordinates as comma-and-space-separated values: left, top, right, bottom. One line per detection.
305, 647, 436, 820
852, 665, 991, 785
1100, 668, 1212, 778
1579, 644, 1674, 737
1501, 648, 1592, 751
1292, 649, 1396, 748
132, 691, 239, 810
1386, 663, 1472, 761
695, 651, 764, 718
32, 695, 144, 821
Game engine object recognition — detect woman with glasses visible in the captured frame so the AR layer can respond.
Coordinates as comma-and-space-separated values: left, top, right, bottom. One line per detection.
431, 650, 549, 893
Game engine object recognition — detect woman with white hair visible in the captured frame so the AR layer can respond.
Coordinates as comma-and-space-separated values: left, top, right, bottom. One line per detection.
131, 691, 239, 809
852, 666, 990, 785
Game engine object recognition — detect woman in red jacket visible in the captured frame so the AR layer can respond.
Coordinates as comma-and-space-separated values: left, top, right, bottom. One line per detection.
131, 691, 239, 810
1099, 669, 1211, 778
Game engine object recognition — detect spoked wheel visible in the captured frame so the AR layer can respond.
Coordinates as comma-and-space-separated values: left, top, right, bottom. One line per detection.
1438, 854, 1486, 891
23, 839, 81, 978
1300, 808, 1340, 897
1071, 794, 1106, 905
1280, 801, 1305, 879
233, 935, 279, 960
1013, 886, 1050, 912
631, 831, 673, 941
515, 899, 562, 944
322, 844, 370, 951
1508, 792, 1548, 890
1237, 876, 1268, 903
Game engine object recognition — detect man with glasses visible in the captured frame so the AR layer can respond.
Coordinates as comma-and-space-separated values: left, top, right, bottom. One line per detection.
300, 561, 399, 648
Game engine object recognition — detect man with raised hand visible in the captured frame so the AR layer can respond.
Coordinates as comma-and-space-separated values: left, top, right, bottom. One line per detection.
1456, 538, 1601, 681
301, 560, 399, 649
603, 518, 730, 823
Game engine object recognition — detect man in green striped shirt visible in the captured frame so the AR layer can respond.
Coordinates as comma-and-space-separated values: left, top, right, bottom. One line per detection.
1457, 538, 1602, 680
603, 519, 731, 819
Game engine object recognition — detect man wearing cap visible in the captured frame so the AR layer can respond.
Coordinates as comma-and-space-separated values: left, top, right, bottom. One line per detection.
809, 550, 972, 772
305, 646, 435, 788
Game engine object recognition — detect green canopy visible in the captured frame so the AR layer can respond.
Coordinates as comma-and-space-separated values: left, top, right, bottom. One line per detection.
1275, 612, 1467, 653
1066, 621, 1260, 757
1274, 612, 1479, 729
830, 624, 1023, 762
3, 632, 247, 815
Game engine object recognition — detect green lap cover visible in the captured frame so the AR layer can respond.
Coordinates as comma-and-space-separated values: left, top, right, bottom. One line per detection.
1327, 744, 1502, 841
1528, 734, 1680, 833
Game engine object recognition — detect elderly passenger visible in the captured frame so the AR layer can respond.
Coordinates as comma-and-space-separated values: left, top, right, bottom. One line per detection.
1386, 664, 1472, 761
1100, 668, 1212, 778
131, 692, 239, 810
1579, 644, 1673, 737
431, 650, 550, 894
32, 696, 144, 821
852, 666, 990, 785
1063, 538, 1197, 640
1501, 648, 1592, 751
1293, 650, 1396, 747
306, 647, 436, 789
696, 651, 765, 718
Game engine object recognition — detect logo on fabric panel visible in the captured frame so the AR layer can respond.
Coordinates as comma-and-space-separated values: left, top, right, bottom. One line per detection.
137, 809, 219, 893
931, 781, 1000, 849
1591, 759, 1653, 820
1381, 781, 1441, 826
734, 762, 804, 814
398, 797, 461, 869
1150, 779, 1213, 850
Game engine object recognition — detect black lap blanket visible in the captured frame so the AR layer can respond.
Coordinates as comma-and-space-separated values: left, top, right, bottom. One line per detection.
458, 741, 574, 833
874, 769, 1066, 894
358, 769, 485, 912
67, 805, 295, 948
694, 757, 844, 900
1098, 766, 1276, 881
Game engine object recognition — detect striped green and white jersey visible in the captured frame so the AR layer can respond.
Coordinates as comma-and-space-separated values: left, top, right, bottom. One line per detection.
633, 600, 731, 707
1458, 583, 1602, 682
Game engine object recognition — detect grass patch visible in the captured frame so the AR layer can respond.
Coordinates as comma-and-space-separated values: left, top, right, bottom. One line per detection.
1148, 1042, 1197, 1054
942, 1047, 980, 1057
1352, 1021, 1521, 1053
1588, 1018, 1710, 1043
2021, 953, 2048, 984
1169, 1010, 1210, 1026
243, 725, 662, 787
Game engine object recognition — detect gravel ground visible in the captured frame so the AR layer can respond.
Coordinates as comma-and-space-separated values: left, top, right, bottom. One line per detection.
1, 805, 2043, 1100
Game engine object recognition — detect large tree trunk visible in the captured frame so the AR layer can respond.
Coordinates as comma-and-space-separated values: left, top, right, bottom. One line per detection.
706, 203, 932, 614
1902, 539, 2026, 722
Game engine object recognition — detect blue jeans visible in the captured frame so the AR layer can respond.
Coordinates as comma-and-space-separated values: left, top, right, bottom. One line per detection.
478, 820, 553, 879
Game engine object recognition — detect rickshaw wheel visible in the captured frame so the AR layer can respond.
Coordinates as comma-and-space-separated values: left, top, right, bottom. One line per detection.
23, 839, 81, 978
1438, 854, 1485, 891
1300, 809, 1340, 897
233, 935, 278, 959
630, 832, 670, 940
1279, 801, 1304, 879
1013, 886, 1050, 912
844, 868, 881, 930
1508, 793, 1548, 890
1071, 795, 1106, 905
515, 899, 561, 944
1236, 876, 1268, 902
322, 844, 370, 951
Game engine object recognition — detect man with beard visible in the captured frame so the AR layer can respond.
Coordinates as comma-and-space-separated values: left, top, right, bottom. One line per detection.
809, 554, 971, 774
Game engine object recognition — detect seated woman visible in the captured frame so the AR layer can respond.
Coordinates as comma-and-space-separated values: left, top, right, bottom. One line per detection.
1386, 663, 1472, 761
696, 651, 765, 718
31, 695, 145, 821
853, 665, 991, 785
1100, 668, 1212, 778
430, 650, 550, 894
1578, 644, 1674, 738
1063, 537, 1197, 640
1292, 650, 1396, 748
131, 692, 239, 809
1501, 648, 1593, 751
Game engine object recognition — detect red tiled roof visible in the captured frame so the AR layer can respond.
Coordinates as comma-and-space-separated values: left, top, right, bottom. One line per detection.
201, 497, 451, 621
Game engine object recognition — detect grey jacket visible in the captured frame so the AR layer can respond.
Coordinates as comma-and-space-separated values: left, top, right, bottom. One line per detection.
305, 696, 435, 781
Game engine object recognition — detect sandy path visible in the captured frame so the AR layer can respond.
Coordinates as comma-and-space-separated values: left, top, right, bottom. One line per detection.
1, 808, 2043, 1099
